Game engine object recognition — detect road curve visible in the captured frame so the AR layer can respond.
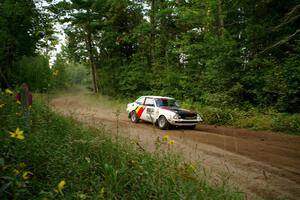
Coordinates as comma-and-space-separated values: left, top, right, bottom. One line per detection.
50, 94, 300, 200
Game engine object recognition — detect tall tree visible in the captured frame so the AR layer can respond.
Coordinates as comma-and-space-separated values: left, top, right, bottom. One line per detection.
50, 0, 300, 112
0, 0, 46, 87
52, 0, 109, 93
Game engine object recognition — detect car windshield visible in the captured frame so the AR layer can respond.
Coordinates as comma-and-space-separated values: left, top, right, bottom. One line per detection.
155, 98, 179, 107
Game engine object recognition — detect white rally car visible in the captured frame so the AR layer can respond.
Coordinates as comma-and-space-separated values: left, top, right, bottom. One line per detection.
126, 96, 203, 130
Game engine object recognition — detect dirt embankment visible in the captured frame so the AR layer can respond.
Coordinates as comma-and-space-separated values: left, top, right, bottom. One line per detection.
50, 94, 300, 200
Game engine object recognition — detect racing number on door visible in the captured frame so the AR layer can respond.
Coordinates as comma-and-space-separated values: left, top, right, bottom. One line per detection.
146, 107, 154, 113
146, 107, 155, 122
144, 98, 155, 122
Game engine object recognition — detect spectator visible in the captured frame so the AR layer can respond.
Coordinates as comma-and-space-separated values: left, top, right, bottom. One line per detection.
16, 83, 32, 131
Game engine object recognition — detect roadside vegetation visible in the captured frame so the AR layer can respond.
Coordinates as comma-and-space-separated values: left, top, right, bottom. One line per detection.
0, 90, 242, 199
183, 102, 300, 135
1, 0, 299, 135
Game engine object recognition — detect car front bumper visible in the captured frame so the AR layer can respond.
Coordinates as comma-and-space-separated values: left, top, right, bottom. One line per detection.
168, 118, 202, 126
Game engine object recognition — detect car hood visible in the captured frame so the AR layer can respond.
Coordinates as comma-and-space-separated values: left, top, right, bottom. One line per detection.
161, 107, 197, 117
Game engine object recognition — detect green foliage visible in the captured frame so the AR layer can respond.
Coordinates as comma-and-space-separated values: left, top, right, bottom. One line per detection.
117, 56, 151, 97
65, 62, 89, 85
263, 45, 300, 112
182, 100, 300, 134
50, 55, 89, 90
0, 0, 54, 88
1, 0, 299, 113
199, 92, 233, 108
15, 55, 51, 92
0, 0, 38, 59
271, 113, 300, 134
45, 0, 300, 134
0, 91, 242, 199
197, 106, 235, 125
97, 58, 121, 96
77, 0, 299, 113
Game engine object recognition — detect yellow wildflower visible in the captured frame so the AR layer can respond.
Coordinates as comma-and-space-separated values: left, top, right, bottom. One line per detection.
168, 140, 175, 145
5, 88, 13, 95
79, 194, 87, 200
189, 164, 196, 172
54, 180, 66, 196
53, 70, 59, 76
22, 171, 33, 180
14, 169, 21, 175
9, 128, 24, 140
16, 100, 21, 105
19, 162, 27, 168
162, 135, 169, 142
99, 187, 105, 198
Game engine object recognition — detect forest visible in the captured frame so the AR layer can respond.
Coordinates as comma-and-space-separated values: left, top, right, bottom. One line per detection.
1, 1, 300, 199
1, 0, 300, 116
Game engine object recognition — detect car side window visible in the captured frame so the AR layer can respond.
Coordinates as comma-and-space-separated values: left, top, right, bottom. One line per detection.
135, 97, 145, 105
144, 98, 155, 107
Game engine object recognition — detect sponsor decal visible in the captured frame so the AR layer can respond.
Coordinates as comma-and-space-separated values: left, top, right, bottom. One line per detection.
136, 105, 145, 118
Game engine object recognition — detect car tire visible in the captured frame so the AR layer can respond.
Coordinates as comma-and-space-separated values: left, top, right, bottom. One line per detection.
130, 111, 139, 123
158, 116, 170, 130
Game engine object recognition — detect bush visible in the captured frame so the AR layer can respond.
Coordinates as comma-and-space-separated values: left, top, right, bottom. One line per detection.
15, 55, 51, 92
271, 113, 300, 134
50, 60, 90, 90
200, 106, 234, 125
199, 92, 233, 108
181, 99, 299, 134
181, 101, 235, 125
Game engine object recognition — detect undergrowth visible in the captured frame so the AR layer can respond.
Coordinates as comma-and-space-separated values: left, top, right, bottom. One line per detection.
0, 90, 242, 199
184, 103, 300, 135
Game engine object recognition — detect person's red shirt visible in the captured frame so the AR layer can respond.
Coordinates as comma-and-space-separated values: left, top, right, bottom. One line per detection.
16, 92, 32, 106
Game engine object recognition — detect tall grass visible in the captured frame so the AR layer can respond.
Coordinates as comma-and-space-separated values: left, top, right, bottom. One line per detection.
181, 102, 300, 135
0, 91, 242, 199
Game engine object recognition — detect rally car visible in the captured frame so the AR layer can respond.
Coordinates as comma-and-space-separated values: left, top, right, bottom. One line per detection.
126, 96, 203, 130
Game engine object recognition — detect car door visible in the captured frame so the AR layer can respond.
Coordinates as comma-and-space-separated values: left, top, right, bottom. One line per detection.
134, 97, 146, 119
140, 97, 156, 122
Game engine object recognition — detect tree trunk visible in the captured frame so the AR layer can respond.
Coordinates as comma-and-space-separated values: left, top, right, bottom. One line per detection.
149, 0, 156, 67
0, 69, 10, 88
160, 1, 168, 63
217, 0, 224, 37
86, 30, 99, 93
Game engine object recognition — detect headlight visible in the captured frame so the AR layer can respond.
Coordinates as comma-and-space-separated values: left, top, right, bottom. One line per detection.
197, 114, 202, 120
173, 114, 181, 119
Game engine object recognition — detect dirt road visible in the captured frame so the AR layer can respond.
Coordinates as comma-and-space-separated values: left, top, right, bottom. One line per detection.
50, 93, 300, 200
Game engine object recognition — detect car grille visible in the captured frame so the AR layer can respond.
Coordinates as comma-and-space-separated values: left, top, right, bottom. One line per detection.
182, 116, 197, 120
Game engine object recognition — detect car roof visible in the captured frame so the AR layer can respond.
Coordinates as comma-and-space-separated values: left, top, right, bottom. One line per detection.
140, 96, 174, 99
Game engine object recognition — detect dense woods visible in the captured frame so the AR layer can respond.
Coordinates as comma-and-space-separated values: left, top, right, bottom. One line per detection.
1, 1, 300, 199
1, 0, 300, 113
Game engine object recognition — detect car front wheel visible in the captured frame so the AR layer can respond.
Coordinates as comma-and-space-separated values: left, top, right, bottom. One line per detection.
130, 111, 139, 123
158, 116, 169, 130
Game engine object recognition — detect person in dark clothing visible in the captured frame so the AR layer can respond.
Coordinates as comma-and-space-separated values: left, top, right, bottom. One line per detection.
16, 83, 32, 131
